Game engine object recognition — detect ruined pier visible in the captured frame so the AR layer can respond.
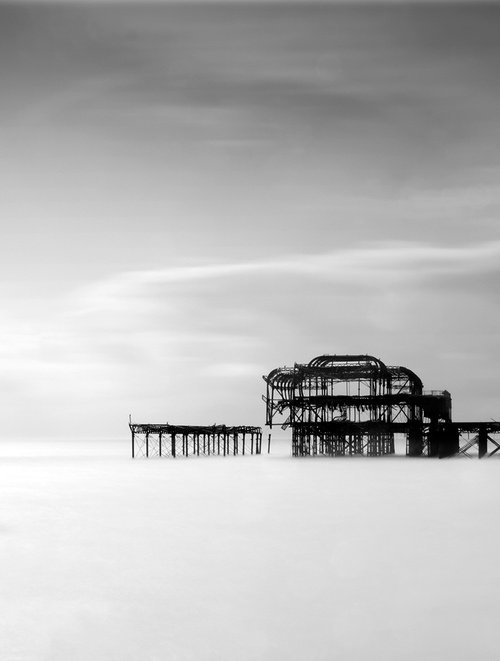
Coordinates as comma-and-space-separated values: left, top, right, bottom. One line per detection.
263, 354, 500, 458
130, 423, 262, 458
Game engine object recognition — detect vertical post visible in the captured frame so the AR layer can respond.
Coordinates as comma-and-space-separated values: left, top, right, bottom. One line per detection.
427, 417, 439, 457
131, 429, 135, 458
159, 431, 162, 457
146, 431, 149, 458
438, 424, 459, 458
171, 433, 176, 458
268, 433, 271, 454
478, 425, 488, 458
251, 433, 254, 454
407, 425, 424, 457
242, 432, 246, 455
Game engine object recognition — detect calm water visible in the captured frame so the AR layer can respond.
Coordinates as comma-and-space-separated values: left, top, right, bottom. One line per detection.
1, 438, 499, 660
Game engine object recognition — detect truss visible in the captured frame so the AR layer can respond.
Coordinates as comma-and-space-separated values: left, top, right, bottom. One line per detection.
455, 423, 500, 458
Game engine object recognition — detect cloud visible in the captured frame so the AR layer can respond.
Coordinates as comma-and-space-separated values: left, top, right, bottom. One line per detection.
74, 241, 500, 310
62, 240, 500, 377
6, 1, 499, 195
0, 241, 499, 435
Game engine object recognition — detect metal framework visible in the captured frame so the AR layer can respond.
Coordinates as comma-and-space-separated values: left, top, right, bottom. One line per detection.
455, 423, 500, 458
130, 423, 262, 458
263, 354, 498, 458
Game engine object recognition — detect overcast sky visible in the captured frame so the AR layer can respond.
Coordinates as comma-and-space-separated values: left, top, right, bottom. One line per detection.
1, 1, 499, 438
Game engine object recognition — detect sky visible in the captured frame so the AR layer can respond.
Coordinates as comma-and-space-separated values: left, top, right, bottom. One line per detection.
1, 1, 500, 438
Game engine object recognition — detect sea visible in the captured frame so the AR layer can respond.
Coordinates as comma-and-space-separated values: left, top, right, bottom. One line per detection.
1, 437, 499, 660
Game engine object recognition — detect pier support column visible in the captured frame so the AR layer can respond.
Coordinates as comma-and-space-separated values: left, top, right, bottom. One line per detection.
427, 419, 439, 457
478, 425, 488, 458
438, 424, 459, 458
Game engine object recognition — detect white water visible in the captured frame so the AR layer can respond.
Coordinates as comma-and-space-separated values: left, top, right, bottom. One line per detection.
1, 439, 499, 660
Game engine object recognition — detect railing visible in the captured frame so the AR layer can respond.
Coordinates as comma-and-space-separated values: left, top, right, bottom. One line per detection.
423, 390, 449, 397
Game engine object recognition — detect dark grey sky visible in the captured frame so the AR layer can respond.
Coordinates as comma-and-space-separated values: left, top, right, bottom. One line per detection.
1, 2, 499, 436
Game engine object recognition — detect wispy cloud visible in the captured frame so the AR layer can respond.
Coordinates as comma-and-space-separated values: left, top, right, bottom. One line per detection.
74, 240, 500, 311
0, 240, 499, 434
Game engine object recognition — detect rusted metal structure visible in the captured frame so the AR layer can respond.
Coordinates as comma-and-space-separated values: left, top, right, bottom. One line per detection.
263, 354, 500, 458
130, 423, 262, 458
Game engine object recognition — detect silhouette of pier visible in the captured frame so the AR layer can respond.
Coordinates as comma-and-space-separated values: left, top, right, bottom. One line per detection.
130, 423, 262, 458
263, 354, 500, 458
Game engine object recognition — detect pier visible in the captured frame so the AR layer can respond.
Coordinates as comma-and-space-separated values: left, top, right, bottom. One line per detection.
130, 423, 262, 458
263, 354, 500, 458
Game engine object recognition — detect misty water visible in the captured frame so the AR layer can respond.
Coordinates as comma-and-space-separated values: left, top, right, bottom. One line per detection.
2, 439, 499, 660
